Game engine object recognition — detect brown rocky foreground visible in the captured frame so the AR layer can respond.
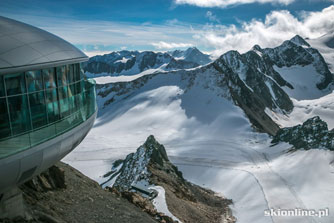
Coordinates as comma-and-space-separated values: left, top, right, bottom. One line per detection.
0, 162, 157, 223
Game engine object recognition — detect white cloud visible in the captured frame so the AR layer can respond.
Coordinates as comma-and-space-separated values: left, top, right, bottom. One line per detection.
151, 41, 193, 49
174, 0, 294, 8
206, 11, 220, 23
0, 13, 199, 52
197, 5, 334, 57
3, 5, 333, 57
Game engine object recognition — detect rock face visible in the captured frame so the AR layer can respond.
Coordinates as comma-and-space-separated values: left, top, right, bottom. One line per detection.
108, 135, 236, 223
272, 116, 334, 150
83, 48, 211, 77
257, 35, 333, 90
2, 162, 158, 223
168, 47, 211, 65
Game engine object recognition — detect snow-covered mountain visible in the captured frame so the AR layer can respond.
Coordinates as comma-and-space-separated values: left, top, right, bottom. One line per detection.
168, 47, 211, 65
308, 32, 334, 73
95, 35, 333, 136
83, 48, 211, 78
253, 35, 334, 100
64, 34, 334, 223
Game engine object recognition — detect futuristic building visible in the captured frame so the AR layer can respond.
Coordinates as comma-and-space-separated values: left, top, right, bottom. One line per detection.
0, 16, 97, 194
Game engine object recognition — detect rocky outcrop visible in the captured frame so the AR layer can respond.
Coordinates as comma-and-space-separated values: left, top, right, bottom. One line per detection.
1, 162, 158, 223
272, 116, 334, 150
107, 135, 236, 223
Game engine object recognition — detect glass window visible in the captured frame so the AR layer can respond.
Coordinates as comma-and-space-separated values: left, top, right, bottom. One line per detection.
26, 70, 43, 92
29, 91, 47, 129
46, 88, 60, 123
43, 68, 57, 89
74, 64, 80, 82
8, 95, 31, 135
80, 63, 85, 80
56, 66, 67, 87
67, 64, 75, 83
0, 75, 5, 97
5, 73, 26, 96
0, 98, 10, 139
58, 86, 70, 117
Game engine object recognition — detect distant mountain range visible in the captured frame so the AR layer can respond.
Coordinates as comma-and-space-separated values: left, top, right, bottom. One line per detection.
94, 35, 333, 136
83, 47, 212, 77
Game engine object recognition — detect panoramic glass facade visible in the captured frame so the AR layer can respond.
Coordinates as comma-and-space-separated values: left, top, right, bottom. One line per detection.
0, 63, 96, 159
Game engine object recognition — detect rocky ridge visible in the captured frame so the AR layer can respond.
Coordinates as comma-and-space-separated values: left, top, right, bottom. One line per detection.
107, 135, 236, 223
83, 47, 211, 77
0, 162, 158, 223
96, 35, 334, 136
272, 116, 334, 150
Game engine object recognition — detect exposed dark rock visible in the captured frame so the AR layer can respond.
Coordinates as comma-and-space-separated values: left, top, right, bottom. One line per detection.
272, 116, 334, 150
108, 135, 236, 223
1, 162, 158, 223
83, 48, 211, 76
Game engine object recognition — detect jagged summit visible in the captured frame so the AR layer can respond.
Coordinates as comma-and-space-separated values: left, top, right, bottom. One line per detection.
272, 116, 334, 150
84, 47, 211, 77
105, 136, 236, 223
169, 47, 211, 65
289, 35, 311, 47
111, 135, 178, 192
252, 44, 262, 52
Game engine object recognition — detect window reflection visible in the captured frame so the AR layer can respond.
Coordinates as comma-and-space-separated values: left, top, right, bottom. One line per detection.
56, 66, 68, 87
0, 75, 5, 97
0, 98, 10, 138
5, 73, 26, 96
8, 95, 31, 135
43, 68, 56, 89
0, 62, 96, 151
29, 91, 47, 129
26, 70, 43, 92
67, 64, 75, 83
46, 89, 59, 123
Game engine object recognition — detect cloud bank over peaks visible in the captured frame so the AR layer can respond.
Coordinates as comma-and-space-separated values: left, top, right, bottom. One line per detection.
198, 5, 334, 57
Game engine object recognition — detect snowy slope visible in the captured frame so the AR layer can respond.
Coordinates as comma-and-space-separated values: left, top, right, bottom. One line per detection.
64, 72, 334, 223
273, 65, 331, 100
63, 36, 334, 223
265, 91, 334, 129
308, 33, 334, 73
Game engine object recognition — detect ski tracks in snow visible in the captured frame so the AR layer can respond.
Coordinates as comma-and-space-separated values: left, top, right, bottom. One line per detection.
167, 139, 315, 223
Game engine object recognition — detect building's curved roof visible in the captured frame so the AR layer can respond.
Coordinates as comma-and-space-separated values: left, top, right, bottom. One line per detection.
0, 16, 88, 74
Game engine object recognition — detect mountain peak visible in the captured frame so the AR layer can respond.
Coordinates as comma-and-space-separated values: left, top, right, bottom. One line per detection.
290, 35, 310, 47
252, 44, 262, 52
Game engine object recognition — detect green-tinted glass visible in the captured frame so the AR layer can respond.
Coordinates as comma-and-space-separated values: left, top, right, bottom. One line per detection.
5, 73, 26, 96
67, 64, 75, 83
0, 75, 5, 97
29, 91, 47, 129
0, 98, 11, 139
26, 70, 43, 92
8, 94, 31, 135
43, 68, 57, 89
56, 66, 67, 87
58, 86, 70, 117
74, 64, 80, 82
46, 88, 60, 123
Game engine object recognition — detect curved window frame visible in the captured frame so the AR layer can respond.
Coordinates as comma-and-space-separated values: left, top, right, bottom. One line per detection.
0, 63, 97, 159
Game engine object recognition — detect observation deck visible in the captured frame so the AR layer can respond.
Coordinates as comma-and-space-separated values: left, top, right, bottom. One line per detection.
0, 16, 97, 194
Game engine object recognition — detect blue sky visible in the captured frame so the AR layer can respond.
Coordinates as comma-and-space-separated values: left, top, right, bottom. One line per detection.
0, 0, 333, 56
